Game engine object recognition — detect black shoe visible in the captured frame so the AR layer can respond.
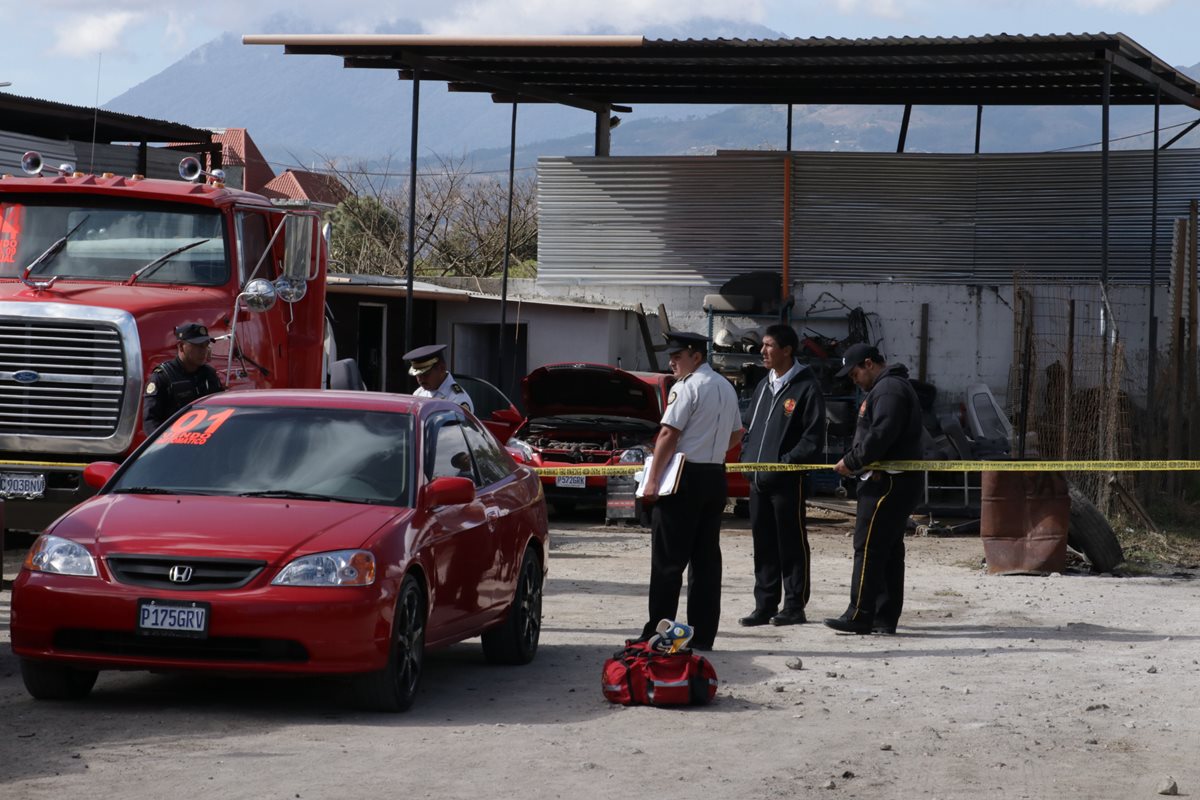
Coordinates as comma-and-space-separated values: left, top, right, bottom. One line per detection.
872, 622, 897, 635
823, 615, 874, 635
738, 609, 776, 627
770, 608, 807, 626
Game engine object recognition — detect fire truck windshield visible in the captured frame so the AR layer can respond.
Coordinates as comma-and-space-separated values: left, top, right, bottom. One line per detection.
0, 196, 228, 286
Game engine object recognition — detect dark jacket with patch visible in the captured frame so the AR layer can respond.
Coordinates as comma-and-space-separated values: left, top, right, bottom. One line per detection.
842, 363, 923, 472
142, 357, 223, 433
739, 363, 826, 491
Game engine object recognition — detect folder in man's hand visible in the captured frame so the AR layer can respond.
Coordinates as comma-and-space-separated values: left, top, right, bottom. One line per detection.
635, 453, 686, 497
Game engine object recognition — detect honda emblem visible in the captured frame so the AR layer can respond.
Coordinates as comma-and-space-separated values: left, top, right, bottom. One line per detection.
168, 565, 194, 583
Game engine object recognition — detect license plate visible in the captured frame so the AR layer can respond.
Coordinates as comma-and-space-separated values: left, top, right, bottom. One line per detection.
0, 472, 45, 498
137, 599, 210, 638
555, 475, 587, 489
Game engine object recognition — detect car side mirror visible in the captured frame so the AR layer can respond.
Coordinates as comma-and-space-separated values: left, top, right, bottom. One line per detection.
83, 461, 120, 489
424, 476, 475, 507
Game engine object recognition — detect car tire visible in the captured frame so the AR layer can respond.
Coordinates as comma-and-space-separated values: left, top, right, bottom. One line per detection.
481, 547, 543, 665
20, 659, 98, 701
354, 573, 426, 712
1067, 486, 1124, 573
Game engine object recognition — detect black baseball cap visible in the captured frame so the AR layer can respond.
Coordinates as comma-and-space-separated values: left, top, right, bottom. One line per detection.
175, 323, 214, 345
835, 343, 882, 378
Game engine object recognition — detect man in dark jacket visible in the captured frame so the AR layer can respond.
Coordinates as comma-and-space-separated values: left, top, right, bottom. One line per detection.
737, 324, 826, 627
826, 343, 924, 635
143, 323, 224, 434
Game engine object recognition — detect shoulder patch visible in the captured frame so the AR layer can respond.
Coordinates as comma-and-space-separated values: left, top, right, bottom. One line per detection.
460, 402, 471, 410
145, 381, 157, 396
452, 383, 464, 393
667, 390, 677, 405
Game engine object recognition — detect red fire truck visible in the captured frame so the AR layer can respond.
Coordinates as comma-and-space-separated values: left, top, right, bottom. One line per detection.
0, 152, 329, 532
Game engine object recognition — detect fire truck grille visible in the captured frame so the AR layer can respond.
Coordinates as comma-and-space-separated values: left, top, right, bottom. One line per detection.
0, 319, 126, 437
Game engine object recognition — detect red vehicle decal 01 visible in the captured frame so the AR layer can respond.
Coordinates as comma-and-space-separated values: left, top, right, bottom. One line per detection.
0, 203, 23, 263
163, 407, 236, 446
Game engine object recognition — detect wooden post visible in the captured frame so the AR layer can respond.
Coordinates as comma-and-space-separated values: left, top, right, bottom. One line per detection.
1167, 219, 1187, 495
1190, 201, 1199, 458
1062, 299, 1075, 459
918, 303, 929, 382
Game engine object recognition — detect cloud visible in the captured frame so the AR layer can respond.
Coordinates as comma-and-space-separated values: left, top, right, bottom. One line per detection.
831, 0, 908, 19
1077, 0, 1175, 11
421, 0, 765, 35
48, 10, 143, 58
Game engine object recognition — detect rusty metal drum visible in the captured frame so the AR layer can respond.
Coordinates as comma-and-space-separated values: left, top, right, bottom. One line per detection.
980, 471, 1069, 574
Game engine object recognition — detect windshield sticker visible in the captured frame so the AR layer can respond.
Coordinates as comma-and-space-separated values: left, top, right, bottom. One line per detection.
162, 407, 236, 446
0, 204, 23, 264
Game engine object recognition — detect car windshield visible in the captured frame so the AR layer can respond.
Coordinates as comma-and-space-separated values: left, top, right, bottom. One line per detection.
111, 405, 413, 505
0, 196, 228, 285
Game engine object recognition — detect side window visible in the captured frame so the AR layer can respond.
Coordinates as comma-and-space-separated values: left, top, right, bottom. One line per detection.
236, 211, 272, 284
460, 415, 515, 487
426, 416, 476, 483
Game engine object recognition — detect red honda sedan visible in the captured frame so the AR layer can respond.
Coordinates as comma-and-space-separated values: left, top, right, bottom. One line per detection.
11, 390, 549, 712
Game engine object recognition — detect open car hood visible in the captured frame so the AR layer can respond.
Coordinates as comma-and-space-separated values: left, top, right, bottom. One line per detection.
523, 363, 663, 424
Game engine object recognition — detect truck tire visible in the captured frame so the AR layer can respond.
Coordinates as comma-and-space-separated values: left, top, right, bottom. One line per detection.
1067, 486, 1124, 573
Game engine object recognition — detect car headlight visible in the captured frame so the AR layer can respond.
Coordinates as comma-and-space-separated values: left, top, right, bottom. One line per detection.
619, 446, 651, 464
272, 550, 376, 587
24, 534, 98, 577
507, 437, 536, 463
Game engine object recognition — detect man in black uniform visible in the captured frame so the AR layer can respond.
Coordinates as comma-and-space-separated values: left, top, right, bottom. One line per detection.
826, 343, 923, 635
142, 323, 224, 433
639, 331, 742, 651
738, 324, 826, 628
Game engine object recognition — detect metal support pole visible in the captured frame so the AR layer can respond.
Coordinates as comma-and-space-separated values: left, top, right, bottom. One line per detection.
974, 105, 982, 154
499, 102, 518, 392
594, 109, 611, 157
405, 69, 421, 368
786, 104, 793, 151
1149, 88, 1161, 422
897, 104, 912, 153
1101, 62, 1111, 287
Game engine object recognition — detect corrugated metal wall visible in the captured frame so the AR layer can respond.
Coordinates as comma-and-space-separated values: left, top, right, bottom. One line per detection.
0, 132, 75, 175
538, 149, 1200, 286
1, 134, 192, 180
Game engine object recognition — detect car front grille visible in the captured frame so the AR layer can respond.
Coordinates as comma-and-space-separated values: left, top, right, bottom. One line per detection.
107, 555, 267, 590
0, 318, 126, 437
54, 629, 309, 663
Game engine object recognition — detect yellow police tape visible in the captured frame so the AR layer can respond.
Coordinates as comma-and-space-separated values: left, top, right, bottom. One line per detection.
0, 460, 90, 469
534, 459, 1200, 477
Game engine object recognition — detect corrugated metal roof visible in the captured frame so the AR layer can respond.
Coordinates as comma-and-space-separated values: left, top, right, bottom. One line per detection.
0, 91, 213, 143
245, 32, 1200, 109
537, 149, 1200, 286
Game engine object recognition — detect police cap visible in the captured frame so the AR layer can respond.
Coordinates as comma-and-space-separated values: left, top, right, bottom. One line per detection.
175, 323, 214, 345
403, 344, 448, 376
663, 330, 709, 356
835, 343, 883, 378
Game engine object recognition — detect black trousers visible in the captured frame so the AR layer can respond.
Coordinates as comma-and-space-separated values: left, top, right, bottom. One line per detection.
748, 475, 810, 613
643, 462, 727, 649
844, 471, 922, 626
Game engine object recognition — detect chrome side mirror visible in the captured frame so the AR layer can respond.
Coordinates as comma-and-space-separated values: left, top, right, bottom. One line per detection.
273, 275, 306, 303
242, 278, 277, 312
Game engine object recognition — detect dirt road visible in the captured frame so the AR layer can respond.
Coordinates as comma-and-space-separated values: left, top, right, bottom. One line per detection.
2, 513, 1197, 799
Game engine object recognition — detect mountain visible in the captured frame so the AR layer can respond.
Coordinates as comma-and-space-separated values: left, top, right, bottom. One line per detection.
106, 19, 1200, 175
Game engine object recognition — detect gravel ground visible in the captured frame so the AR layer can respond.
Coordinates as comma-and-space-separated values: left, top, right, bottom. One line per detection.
2, 510, 1198, 799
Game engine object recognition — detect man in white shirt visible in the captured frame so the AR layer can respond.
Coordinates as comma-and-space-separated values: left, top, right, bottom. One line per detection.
403, 344, 474, 412
639, 330, 743, 651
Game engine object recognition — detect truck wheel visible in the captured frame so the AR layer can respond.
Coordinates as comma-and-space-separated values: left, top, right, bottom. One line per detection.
1067, 486, 1124, 573
482, 547, 543, 665
20, 659, 98, 701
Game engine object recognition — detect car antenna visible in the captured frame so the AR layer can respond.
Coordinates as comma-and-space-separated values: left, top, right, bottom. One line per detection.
88, 53, 101, 174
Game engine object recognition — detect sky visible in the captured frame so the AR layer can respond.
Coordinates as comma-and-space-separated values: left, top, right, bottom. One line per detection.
2, 0, 1199, 108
